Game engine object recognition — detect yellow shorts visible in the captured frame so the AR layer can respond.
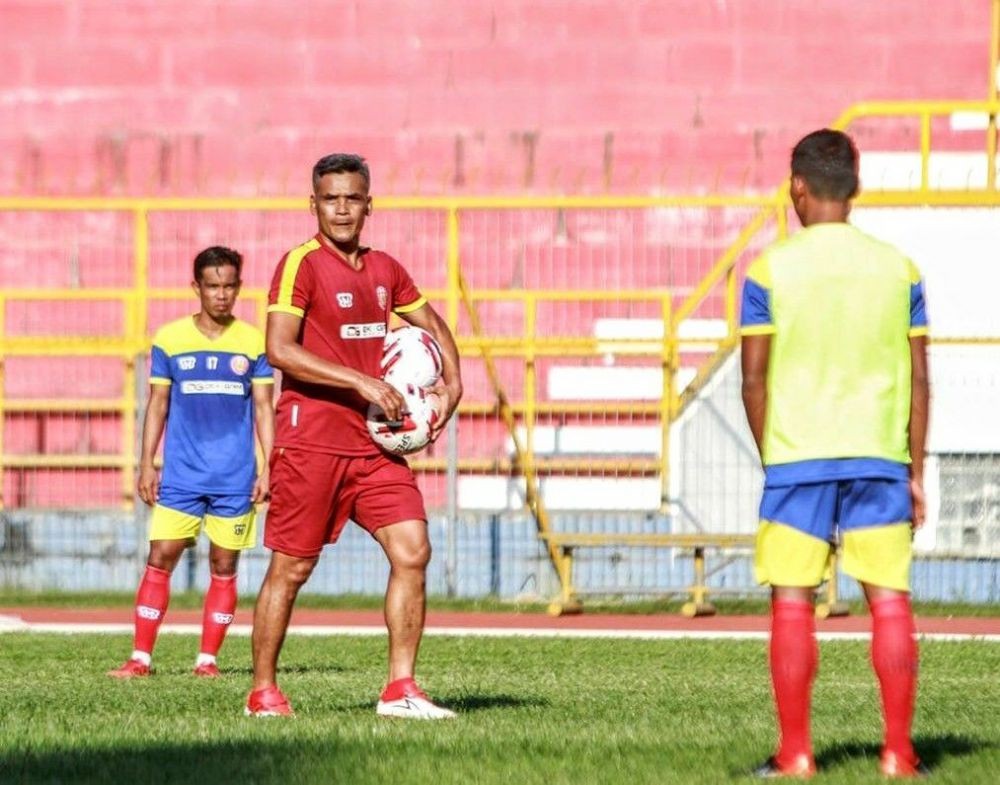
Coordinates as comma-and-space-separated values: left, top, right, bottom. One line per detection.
755, 520, 913, 591
754, 477, 913, 591
148, 487, 257, 551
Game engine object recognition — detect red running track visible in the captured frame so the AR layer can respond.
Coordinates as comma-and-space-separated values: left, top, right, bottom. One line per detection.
1, 607, 997, 636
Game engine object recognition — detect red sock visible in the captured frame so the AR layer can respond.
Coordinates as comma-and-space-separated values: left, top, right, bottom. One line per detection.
870, 594, 918, 762
199, 573, 238, 657
133, 565, 171, 655
770, 598, 818, 766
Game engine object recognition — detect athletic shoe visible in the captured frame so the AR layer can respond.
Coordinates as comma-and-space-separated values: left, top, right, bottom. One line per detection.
107, 658, 152, 679
752, 754, 816, 779
880, 750, 930, 779
244, 685, 294, 717
193, 662, 221, 678
376, 677, 456, 720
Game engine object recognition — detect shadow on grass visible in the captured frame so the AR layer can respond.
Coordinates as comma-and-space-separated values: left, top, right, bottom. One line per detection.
340, 692, 548, 714
814, 732, 995, 771
0, 739, 375, 785
211, 662, 351, 677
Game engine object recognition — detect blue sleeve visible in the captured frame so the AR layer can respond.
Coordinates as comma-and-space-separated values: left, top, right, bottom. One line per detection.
909, 281, 928, 332
253, 352, 274, 381
150, 345, 172, 383
740, 277, 773, 330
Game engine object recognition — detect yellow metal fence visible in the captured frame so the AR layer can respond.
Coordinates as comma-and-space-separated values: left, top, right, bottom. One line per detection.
3, 98, 1000, 609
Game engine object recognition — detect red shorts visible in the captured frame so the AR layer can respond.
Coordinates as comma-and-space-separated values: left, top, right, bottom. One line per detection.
265, 447, 426, 558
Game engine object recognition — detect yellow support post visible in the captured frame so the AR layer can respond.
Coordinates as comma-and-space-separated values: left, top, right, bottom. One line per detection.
130, 207, 150, 512
133, 206, 150, 342
659, 295, 673, 509
681, 546, 717, 617
122, 357, 137, 511
919, 112, 931, 193
523, 292, 537, 479
724, 265, 739, 344
446, 206, 461, 332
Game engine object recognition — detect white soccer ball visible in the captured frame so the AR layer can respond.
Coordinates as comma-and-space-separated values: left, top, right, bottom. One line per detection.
366, 383, 441, 456
380, 325, 444, 390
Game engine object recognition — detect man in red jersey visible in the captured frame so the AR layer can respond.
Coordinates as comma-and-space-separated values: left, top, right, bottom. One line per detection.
245, 154, 462, 719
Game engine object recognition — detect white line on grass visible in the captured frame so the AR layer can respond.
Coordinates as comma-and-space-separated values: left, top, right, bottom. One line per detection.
2, 619, 998, 643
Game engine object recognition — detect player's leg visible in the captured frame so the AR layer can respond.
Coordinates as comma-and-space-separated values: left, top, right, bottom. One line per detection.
108, 492, 203, 678
354, 453, 453, 719
752, 482, 836, 777
839, 478, 924, 777
246, 447, 337, 716
373, 518, 430, 682
861, 583, 925, 778
250, 550, 318, 687
196, 498, 256, 676
371, 518, 454, 719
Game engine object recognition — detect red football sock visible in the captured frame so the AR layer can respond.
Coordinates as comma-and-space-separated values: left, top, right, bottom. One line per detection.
870, 594, 918, 762
133, 564, 171, 656
199, 573, 238, 658
770, 598, 818, 766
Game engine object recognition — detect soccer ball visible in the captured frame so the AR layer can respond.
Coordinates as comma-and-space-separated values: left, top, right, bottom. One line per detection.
380, 325, 444, 390
366, 383, 441, 456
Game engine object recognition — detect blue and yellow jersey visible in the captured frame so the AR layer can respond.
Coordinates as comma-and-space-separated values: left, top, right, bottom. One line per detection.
740, 222, 928, 485
150, 316, 274, 494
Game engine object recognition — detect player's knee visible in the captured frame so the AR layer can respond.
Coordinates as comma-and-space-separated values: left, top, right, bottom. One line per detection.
392, 539, 431, 572
147, 539, 191, 572
210, 557, 238, 577
280, 556, 318, 588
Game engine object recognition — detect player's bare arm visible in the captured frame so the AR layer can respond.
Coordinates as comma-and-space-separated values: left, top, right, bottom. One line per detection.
266, 310, 406, 421
137, 383, 170, 506
740, 334, 771, 460
908, 335, 930, 529
251, 382, 276, 503
400, 302, 463, 437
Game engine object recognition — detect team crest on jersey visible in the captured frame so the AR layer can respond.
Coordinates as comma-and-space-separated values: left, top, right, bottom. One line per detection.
229, 355, 250, 375
337, 292, 354, 308
376, 286, 388, 309
177, 356, 196, 371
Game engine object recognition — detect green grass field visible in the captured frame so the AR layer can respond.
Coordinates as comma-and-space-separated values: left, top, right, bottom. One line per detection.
0, 633, 997, 784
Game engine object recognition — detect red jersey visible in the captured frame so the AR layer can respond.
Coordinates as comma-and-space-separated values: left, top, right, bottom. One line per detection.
267, 236, 426, 455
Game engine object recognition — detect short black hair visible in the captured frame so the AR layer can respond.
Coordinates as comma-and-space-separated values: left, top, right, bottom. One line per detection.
193, 246, 243, 283
312, 153, 371, 191
790, 129, 859, 201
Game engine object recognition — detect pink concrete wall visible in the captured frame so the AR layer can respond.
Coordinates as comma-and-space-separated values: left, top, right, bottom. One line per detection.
0, 0, 990, 196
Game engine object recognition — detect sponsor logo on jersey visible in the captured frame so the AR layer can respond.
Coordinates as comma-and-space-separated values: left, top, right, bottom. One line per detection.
340, 322, 387, 339
211, 612, 235, 625
337, 292, 354, 308
137, 605, 162, 620
376, 286, 388, 309
180, 380, 245, 395
178, 356, 196, 370
229, 355, 250, 375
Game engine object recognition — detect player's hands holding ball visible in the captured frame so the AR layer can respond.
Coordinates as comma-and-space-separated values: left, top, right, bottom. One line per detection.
357, 374, 407, 423
428, 380, 462, 441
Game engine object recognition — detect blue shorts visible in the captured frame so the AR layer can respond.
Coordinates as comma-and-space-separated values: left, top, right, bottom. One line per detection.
755, 478, 913, 591
760, 477, 912, 540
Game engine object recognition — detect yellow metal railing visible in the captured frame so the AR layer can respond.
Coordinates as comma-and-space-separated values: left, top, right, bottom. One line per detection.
3, 95, 1000, 601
